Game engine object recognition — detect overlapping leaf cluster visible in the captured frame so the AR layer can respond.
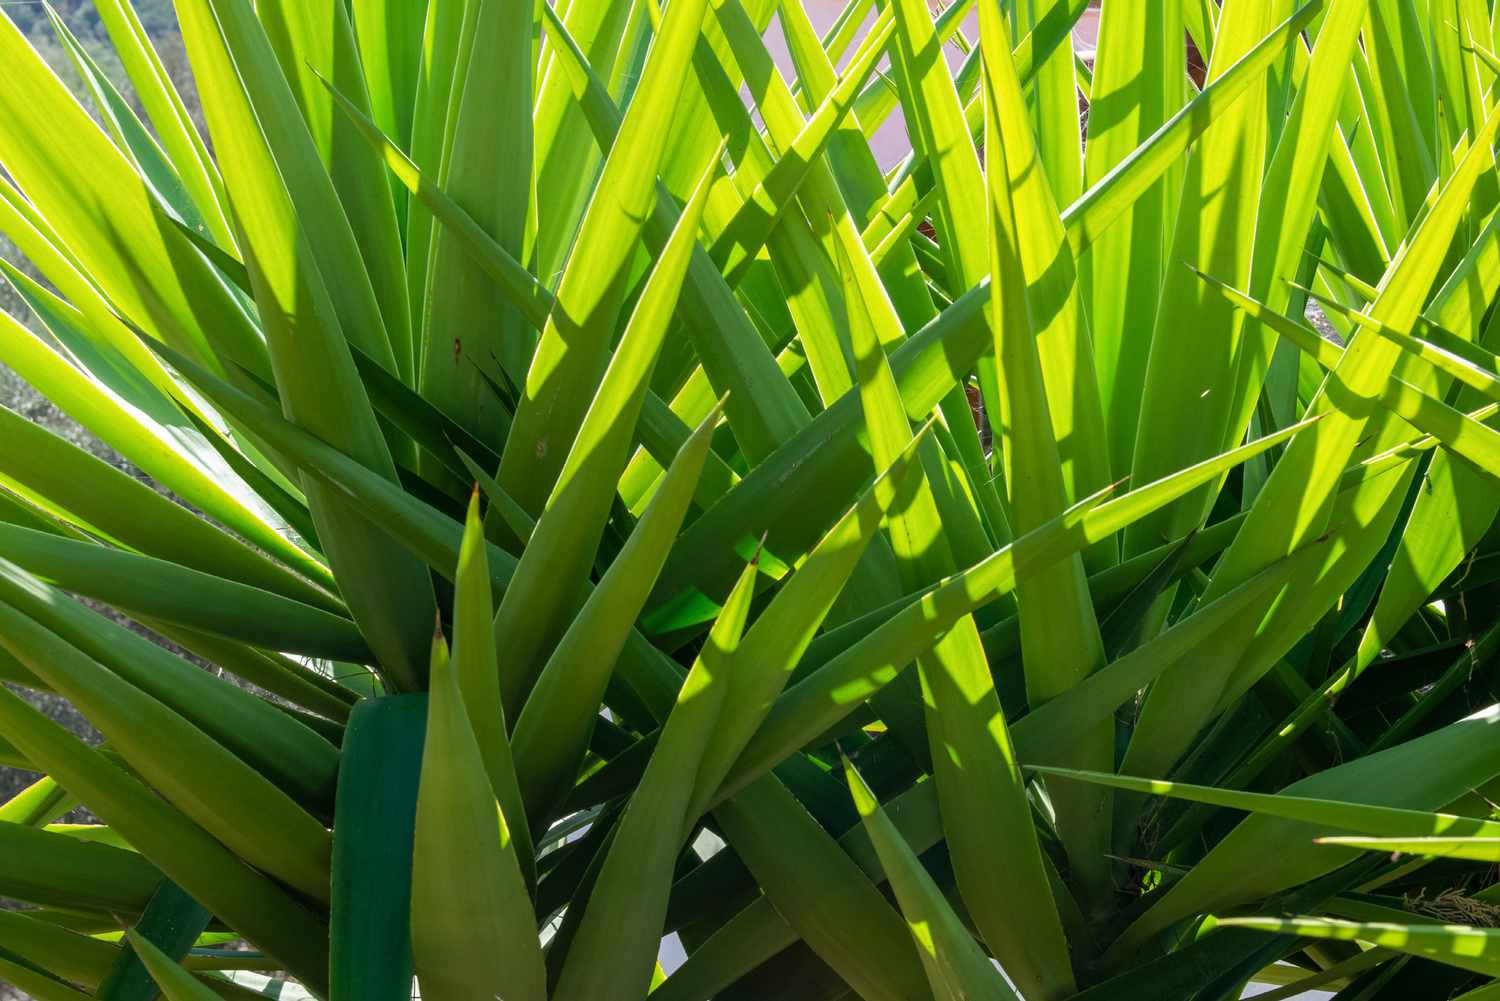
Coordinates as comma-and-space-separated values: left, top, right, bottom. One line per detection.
2, 0, 1500, 999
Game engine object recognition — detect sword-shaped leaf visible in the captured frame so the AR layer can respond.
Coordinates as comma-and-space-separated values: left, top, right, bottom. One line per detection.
121, 929, 222, 1001
492, 152, 718, 715
497, 0, 713, 513
511, 403, 719, 829
410, 629, 543, 1001
1314, 836, 1500, 861
175, 0, 436, 689
1220, 917, 1500, 978
1110, 704, 1500, 962
843, 755, 1020, 1001
0, 524, 368, 662
330, 696, 426, 1001
720, 415, 1317, 802
451, 491, 531, 877
553, 560, 757, 1001
0, 687, 330, 992
0, 599, 333, 902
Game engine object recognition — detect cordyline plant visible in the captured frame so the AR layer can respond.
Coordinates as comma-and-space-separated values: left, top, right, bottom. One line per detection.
6, 0, 1500, 998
